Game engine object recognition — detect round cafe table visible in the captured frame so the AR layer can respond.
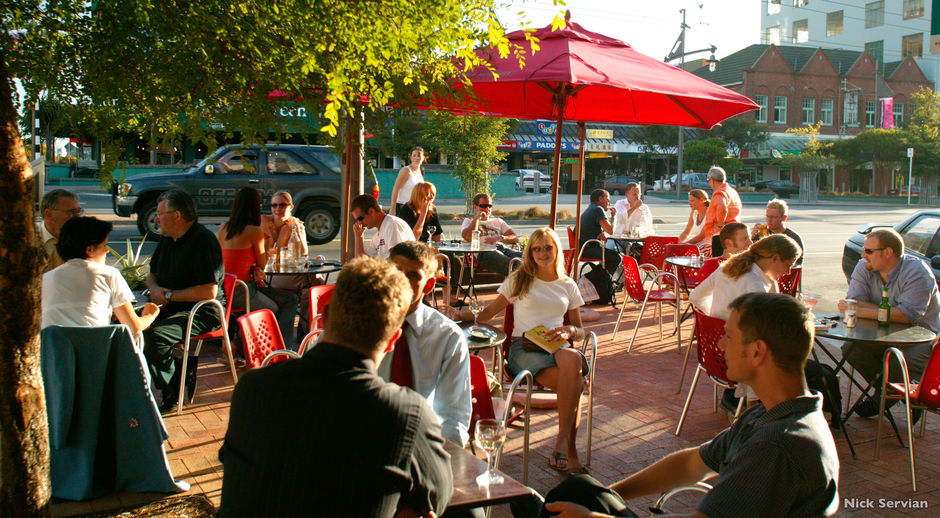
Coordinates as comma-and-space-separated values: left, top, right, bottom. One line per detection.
264, 260, 342, 286
437, 241, 499, 300
607, 234, 647, 256
459, 321, 506, 395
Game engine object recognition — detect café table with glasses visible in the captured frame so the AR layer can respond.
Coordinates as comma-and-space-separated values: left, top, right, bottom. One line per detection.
460, 321, 507, 395
812, 310, 938, 458
264, 258, 342, 286
607, 233, 647, 256
444, 433, 536, 513
437, 240, 499, 302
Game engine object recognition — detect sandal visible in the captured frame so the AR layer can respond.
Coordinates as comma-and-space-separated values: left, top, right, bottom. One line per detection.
548, 451, 569, 472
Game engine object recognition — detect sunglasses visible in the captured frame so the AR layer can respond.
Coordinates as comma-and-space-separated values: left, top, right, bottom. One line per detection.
476, 204, 493, 209
863, 247, 887, 254
270, 202, 290, 208
356, 215, 366, 222
530, 245, 554, 253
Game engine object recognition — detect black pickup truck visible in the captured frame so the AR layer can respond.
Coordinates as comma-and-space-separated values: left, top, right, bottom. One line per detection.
112, 144, 373, 245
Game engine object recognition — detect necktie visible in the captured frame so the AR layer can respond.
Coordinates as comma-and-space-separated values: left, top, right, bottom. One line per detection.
390, 321, 414, 389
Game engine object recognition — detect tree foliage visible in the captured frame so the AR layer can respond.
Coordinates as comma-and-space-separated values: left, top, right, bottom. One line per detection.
424, 112, 510, 211
683, 137, 727, 172
772, 122, 833, 172
830, 129, 905, 170
708, 115, 769, 158
631, 125, 678, 176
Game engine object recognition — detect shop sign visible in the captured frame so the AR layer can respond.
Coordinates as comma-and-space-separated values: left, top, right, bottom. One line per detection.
536, 120, 557, 135
517, 140, 577, 151
586, 142, 614, 152
497, 139, 518, 150
586, 129, 613, 139
564, 157, 580, 164
587, 153, 608, 159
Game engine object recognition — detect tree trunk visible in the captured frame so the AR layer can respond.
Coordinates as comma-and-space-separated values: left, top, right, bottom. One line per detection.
0, 53, 52, 517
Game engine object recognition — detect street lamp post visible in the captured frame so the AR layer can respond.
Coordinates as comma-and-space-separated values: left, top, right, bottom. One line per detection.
664, 8, 718, 200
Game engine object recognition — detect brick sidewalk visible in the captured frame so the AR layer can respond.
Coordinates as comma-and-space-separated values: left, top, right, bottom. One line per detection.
52, 294, 940, 517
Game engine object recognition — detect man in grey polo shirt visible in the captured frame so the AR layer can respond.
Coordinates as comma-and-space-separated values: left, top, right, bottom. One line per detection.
542, 292, 840, 518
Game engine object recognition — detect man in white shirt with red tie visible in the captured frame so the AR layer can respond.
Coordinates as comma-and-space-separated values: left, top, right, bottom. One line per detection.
379, 241, 473, 445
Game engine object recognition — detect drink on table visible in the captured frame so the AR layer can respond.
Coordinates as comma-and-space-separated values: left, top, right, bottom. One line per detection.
474, 418, 506, 485
471, 230, 481, 250
878, 286, 891, 327
844, 298, 857, 328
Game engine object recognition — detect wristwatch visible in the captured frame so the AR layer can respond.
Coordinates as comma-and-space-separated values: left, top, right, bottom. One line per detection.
165, 290, 174, 301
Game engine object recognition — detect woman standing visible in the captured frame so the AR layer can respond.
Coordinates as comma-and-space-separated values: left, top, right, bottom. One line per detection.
678, 189, 710, 248
397, 181, 443, 242
447, 228, 588, 473
219, 187, 299, 347
390, 146, 426, 216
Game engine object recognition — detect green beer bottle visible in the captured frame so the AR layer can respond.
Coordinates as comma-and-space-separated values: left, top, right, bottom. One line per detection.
878, 286, 891, 327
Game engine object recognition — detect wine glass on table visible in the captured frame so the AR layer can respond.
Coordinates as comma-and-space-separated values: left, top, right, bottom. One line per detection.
426, 225, 437, 243
800, 293, 821, 315
469, 298, 484, 333
474, 418, 506, 485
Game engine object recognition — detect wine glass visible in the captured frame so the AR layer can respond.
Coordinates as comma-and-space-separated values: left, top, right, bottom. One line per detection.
469, 298, 484, 332
800, 293, 821, 314
474, 418, 506, 485
426, 225, 437, 243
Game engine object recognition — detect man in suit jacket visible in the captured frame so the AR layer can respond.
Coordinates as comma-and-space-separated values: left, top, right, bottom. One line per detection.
219, 256, 453, 517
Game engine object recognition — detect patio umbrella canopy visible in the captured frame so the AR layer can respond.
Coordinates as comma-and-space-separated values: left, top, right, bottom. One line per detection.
444, 15, 758, 250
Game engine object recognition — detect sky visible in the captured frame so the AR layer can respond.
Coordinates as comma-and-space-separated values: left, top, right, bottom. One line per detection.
497, 0, 762, 62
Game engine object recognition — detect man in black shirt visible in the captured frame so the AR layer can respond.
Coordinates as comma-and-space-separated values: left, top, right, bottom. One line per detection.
579, 189, 621, 276
751, 198, 804, 266
220, 256, 453, 517
144, 189, 225, 413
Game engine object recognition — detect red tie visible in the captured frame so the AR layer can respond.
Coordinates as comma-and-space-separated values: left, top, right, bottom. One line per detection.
390, 322, 414, 389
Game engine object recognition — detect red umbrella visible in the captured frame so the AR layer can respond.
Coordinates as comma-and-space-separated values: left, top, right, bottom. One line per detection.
446, 15, 758, 248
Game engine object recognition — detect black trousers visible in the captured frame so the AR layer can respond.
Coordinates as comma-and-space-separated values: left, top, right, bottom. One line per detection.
539, 474, 637, 518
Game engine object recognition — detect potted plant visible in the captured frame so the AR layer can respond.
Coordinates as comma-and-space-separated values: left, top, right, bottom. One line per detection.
109, 237, 150, 291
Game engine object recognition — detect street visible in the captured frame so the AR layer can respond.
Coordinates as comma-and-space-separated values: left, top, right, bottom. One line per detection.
72, 184, 926, 314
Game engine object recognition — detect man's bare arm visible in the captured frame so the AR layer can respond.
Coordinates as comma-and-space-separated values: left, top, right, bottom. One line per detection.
610, 447, 715, 502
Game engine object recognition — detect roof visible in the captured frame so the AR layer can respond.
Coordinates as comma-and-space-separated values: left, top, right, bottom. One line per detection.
693, 44, 865, 86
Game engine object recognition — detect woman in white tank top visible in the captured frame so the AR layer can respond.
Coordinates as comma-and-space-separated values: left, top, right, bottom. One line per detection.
390, 146, 426, 216
679, 189, 709, 246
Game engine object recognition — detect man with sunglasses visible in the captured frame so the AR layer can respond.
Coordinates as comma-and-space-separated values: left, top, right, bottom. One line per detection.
38, 189, 82, 273
350, 194, 414, 259
747, 199, 803, 266
837, 228, 940, 418
461, 193, 521, 276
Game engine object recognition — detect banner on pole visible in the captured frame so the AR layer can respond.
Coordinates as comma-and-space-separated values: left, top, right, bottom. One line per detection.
881, 98, 894, 129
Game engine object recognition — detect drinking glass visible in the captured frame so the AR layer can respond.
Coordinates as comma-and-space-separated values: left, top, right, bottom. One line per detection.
474, 418, 506, 485
800, 293, 821, 314
469, 298, 484, 332
426, 225, 437, 243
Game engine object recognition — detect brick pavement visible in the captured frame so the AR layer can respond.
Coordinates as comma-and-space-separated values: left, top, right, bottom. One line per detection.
52, 293, 940, 517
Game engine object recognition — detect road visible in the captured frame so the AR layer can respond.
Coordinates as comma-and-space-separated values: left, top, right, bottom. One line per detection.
72, 184, 926, 314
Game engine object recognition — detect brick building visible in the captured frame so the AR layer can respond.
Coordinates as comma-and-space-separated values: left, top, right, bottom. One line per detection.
693, 43, 933, 194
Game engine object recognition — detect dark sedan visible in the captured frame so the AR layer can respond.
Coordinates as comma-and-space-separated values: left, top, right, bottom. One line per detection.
755, 179, 800, 198
841, 210, 940, 286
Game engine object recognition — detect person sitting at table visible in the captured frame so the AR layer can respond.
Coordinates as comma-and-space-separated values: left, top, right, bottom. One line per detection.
751, 198, 804, 266
690, 234, 802, 414
448, 228, 587, 474
38, 188, 83, 273
677, 189, 710, 253
218, 187, 299, 348
144, 189, 226, 413
42, 216, 160, 335
610, 182, 653, 236
689, 167, 741, 252
461, 193, 522, 276
260, 190, 308, 260
351, 194, 414, 260
836, 228, 940, 419
717, 222, 752, 259
579, 189, 621, 276
541, 293, 839, 518
379, 241, 471, 445
219, 256, 453, 516
397, 181, 443, 243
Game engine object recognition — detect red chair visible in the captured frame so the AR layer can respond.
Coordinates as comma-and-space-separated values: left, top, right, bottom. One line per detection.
174, 273, 243, 415
573, 239, 605, 282
468, 355, 533, 484
237, 309, 293, 369
562, 248, 576, 277
502, 304, 597, 467
675, 309, 745, 436
612, 255, 681, 353
307, 284, 335, 331
430, 253, 451, 310
675, 257, 726, 393
875, 343, 940, 491
662, 243, 701, 291
567, 226, 577, 249
638, 236, 680, 277
776, 265, 802, 296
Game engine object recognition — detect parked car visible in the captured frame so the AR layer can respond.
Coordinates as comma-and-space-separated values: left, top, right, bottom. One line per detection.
111, 144, 375, 244
601, 175, 652, 195
754, 179, 800, 198
841, 210, 940, 286
512, 169, 548, 193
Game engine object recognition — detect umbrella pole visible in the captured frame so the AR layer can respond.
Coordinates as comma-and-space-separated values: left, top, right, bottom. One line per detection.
573, 121, 586, 273
548, 87, 568, 229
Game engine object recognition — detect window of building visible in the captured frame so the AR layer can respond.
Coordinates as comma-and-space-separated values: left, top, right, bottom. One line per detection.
774, 96, 787, 124
756, 95, 768, 123
894, 102, 904, 127
821, 98, 834, 126
844, 92, 858, 126
768, 0, 782, 15
866, 1, 884, 28
902, 33, 923, 57
865, 100, 876, 127
802, 98, 816, 125
826, 11, 843, 37
766, 25, 781, 46
904, 0, 924, 19
793, 19, 809, 43
865, 40, 884, 67
793, 0, 808, 6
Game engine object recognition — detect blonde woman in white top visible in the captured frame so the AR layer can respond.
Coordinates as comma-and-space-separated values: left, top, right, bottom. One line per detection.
390, 146, 426, 216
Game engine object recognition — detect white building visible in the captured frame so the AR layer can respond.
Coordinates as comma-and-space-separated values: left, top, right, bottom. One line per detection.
761, 0, 940, 88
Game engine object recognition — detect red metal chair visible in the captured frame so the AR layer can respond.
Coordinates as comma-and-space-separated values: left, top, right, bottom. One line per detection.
638, 236, 680, 278
776, 265, 802, 296
875, 343, 940, 491
675, 308, 744, 436
612, 255, 681, 353
174, 273, 243, 415
237, 309, 292, 369
675, 257, 726, 393
307, 284, 335, 331
430, 253, 451, 309
501, 304, 597, 466
662, 243, 701, 291
573, 239, 605, 282
468, 355, 533, 484
567, 226, 577, 249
